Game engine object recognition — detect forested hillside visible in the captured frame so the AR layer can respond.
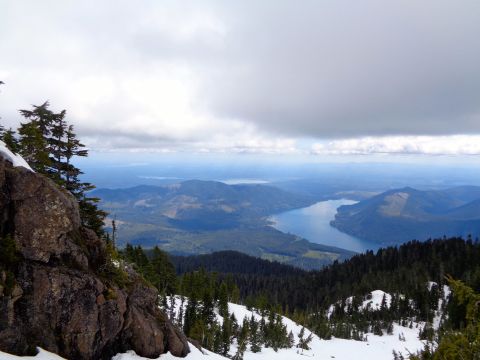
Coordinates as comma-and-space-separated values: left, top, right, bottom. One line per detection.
170, 238, 480, 311
93, 182, 354, 270
122, 237, 480, 358
332, 186, 480, 245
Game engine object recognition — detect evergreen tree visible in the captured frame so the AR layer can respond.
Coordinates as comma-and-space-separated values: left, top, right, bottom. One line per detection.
1, 128, 20, 153
297, 327, 313, 354
18, 102, 106, 235
190, 319, 207, 345
177, 296, 185, 327
218, 282, 229, 318
201, 289, 216, 325
48, 110, 67, 184
233, 318, 249, 360
18, 121, 50, 173
213, 327, 223, 354
148, 246, 177, 295
19, 102, 54, 139
221, 317, 231, 356
428, 279, 480, 359
249, 315, 262, 352
287, 330, 295, 348
184, 296, 198, 337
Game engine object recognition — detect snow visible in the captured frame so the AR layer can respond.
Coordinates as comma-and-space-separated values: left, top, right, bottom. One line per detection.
112, 343, 226, 360
0, 348, 65, 360
432, 284, 451, 330
362, 290, 392, 311
327, 290, 392, 317
237, 323, 423, 360
0, 294, 427, 360
443, 284, 451, 299
0, 141, 33, 171
152, 295, 425, 360
223, 300, 424, 360
427, 281, 437, 291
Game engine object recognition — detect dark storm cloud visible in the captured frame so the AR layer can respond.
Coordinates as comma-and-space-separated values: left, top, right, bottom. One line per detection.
196, 1, 480, 137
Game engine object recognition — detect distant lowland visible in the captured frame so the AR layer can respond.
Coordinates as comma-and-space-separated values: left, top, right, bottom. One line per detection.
331, 185, 480, 246
94, 181, 480, 269
93, 180, 355, 270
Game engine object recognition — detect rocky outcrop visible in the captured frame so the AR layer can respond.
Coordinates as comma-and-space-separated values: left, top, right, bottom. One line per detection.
0, 157, 190, 359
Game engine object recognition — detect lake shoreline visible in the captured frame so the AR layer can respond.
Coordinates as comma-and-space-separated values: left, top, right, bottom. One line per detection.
269, 199, 380, 253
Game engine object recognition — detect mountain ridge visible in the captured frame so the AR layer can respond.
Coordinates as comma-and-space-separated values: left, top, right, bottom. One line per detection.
93, 180, 354, 270
331, 185, 480, 245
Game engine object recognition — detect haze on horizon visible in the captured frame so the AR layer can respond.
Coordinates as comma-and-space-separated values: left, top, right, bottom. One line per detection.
1, 0, 480, 162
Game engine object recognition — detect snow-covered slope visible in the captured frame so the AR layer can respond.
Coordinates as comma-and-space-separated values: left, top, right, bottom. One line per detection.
113, 344, 226, 360
226, 300, 424, 360
0, 140, 32, 171
0, 294, 428, 360
117, 295, 425, 360
327, 289, 393, 318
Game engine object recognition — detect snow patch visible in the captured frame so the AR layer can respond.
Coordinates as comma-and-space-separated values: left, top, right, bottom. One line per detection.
0, 295, 427, 360
362, 290, 392, 311
328, 290, 392, 317
0, 140, 33, 171
112, 343, 226, 360
161, 295, 425, 360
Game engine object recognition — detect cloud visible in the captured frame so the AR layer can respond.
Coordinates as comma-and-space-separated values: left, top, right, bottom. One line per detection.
1, 0, 480, 154
312, 136, 480, 156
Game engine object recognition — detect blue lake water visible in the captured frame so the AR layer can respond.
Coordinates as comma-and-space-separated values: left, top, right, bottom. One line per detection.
269, 199, 379, 253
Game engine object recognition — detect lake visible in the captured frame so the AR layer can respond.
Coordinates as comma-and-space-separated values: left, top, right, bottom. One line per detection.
269, 199, 379, 253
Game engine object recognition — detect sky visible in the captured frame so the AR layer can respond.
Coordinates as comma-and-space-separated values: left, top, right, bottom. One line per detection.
1, 0, 480, 160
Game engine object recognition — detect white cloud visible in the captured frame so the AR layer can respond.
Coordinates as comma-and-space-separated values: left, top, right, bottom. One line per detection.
1, 0, 480, 155
312, 136, 480, 156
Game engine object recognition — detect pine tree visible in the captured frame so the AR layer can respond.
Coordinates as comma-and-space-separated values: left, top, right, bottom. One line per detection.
48, 110, 67, 184
190, 319, 207, 345
149, 246, 177, 295
233, 318, 249, 360
213, 327, 223, 354
19, 102, 53, 138
297, 327, 313, 354
386, 321, 394, 335
221, 317, 231, 356
287, 330, 295, 348
218, 282, 229, 318
18, 121, 50, 173
184, 297, 198, 337
201, 289, 216, 325
18, 103, 106, 235
1, 128, 20, 153
177, 296, 185, 327
249, 315, 262, 353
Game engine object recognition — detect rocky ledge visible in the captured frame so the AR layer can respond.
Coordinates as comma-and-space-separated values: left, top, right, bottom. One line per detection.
0, 157, 189, 359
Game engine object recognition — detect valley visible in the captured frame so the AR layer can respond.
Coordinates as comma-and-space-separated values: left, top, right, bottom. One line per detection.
93, 180, 355, 270
2, 2, 480, 358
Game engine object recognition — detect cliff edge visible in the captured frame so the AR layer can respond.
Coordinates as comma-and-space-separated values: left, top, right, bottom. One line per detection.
0, 156, 189, 359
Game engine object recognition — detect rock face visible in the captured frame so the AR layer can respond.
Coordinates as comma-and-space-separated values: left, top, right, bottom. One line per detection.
0, 158, 190, 359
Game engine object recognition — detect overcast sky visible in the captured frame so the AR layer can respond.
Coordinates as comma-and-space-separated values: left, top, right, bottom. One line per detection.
1, 0, 480, 157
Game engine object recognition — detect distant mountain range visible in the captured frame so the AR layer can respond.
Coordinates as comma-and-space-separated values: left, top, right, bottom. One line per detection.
93, 180, 354, 269
331, 185, 480, 245
94, 180, 314, 230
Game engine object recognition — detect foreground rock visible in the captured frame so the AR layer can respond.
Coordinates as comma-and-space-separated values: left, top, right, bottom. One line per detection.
0, 157, 189, 359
